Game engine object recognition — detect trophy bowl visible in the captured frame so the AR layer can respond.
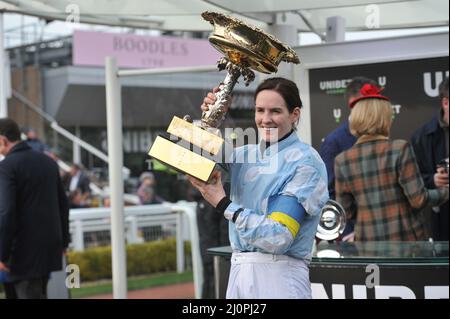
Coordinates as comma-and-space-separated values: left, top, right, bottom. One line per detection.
316, 199, 347, 241
202, 11, 300, 74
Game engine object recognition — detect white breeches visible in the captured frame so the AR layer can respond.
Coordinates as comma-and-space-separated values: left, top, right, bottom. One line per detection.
226, 252, 311, 299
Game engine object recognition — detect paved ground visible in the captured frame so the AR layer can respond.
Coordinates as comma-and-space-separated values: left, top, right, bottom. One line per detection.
81, 282, 195, 299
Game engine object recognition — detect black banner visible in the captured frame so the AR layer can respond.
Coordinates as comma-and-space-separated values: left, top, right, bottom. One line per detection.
309, 57, 449, 150
310, 263, 449, 299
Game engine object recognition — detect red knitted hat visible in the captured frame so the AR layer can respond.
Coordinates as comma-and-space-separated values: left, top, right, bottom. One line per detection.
349, 83, 390, 108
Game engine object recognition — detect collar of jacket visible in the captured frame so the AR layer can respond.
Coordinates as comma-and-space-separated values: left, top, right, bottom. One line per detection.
6, 141, 31, 157
355, 134, 389, 145
423, 115, 443, 136
438, 109, 448, 129
259, 129, 297, 157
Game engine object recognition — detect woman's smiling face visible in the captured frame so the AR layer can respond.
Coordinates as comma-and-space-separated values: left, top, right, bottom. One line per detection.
255, 89, 300, 142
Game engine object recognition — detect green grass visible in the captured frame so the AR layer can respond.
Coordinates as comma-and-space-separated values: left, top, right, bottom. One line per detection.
0, 271, 193, 299
70, 271, 193, 299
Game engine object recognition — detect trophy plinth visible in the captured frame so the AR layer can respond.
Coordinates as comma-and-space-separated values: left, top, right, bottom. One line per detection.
148, 11, 300, 182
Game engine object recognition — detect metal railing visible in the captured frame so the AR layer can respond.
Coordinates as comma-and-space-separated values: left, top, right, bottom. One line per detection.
11, 89, 131, 178
68, 201, 204, 298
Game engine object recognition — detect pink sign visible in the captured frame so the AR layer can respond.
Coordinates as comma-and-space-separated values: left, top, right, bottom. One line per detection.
73, 30, 220, 69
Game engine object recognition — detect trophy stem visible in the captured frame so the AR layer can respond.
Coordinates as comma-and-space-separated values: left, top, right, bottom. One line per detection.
201, 60, 243, 129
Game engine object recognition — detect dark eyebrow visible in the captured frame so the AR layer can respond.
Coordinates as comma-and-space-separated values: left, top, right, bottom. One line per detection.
268, 106, 283, 112
255, 106, 284, 111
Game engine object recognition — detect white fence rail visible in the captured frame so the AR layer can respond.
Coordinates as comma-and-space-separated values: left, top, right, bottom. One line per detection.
68, 201, 204, 298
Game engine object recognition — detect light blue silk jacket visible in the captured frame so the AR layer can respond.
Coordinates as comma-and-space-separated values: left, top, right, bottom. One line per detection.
224, 132, 329, 261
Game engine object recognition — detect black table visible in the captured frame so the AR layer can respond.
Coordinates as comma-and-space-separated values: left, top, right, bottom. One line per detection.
208, 241, 449, 299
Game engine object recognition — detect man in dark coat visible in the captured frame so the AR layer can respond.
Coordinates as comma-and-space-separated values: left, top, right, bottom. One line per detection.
23, 127, 49, 153
0, 118, 70, 299
68, 164, 91, 196
411, 77, 449, 241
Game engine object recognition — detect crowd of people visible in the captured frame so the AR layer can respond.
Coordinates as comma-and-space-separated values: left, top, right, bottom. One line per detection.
321, 77, 449, 242
334, 79, 448, 242
0, 120, 170, 298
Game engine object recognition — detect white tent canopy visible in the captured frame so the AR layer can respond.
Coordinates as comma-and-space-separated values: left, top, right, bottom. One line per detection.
0, 0, 448, 33
204, 0, 449, 30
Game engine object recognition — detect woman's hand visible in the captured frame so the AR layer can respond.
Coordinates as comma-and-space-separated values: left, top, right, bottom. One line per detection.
434, 166, 449, 188
200, 86, 231, 113
0, 261, 10, 272
188, 171, 226, 208
201, 86, 220, 112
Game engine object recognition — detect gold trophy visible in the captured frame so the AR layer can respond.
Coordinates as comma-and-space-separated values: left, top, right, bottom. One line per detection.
148, 11, 300, 182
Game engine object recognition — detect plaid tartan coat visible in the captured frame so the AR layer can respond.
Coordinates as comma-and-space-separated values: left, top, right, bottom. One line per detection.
335, 136, 445, 241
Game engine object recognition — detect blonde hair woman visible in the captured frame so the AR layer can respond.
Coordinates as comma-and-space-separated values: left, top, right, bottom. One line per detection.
335, 84, 449, 241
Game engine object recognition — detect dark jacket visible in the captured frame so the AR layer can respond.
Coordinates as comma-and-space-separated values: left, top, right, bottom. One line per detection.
319, 121, 357, 199
26, 138, 48, 153
74, 172, 91, 195
411, 115, 449, 240
0, 142, 70, 281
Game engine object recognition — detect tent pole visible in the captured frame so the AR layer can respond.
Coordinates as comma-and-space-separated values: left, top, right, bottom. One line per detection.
0, 13, 7, 118
105, 56, 127, 299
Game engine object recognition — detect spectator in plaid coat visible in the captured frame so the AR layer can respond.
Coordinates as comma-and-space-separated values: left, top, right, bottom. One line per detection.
335, 84, 449, 241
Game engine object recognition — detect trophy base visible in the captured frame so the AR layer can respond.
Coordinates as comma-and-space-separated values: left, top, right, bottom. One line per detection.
167, 116, 224, 156
148, 116, 226, 182
148, 135, 217, 183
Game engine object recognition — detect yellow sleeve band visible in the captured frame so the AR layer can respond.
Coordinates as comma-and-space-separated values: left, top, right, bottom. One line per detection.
268, 211, 300, 238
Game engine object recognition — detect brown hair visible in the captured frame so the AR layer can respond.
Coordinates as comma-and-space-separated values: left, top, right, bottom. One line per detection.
0, 118, 21, 142
254, 77, 302, 112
